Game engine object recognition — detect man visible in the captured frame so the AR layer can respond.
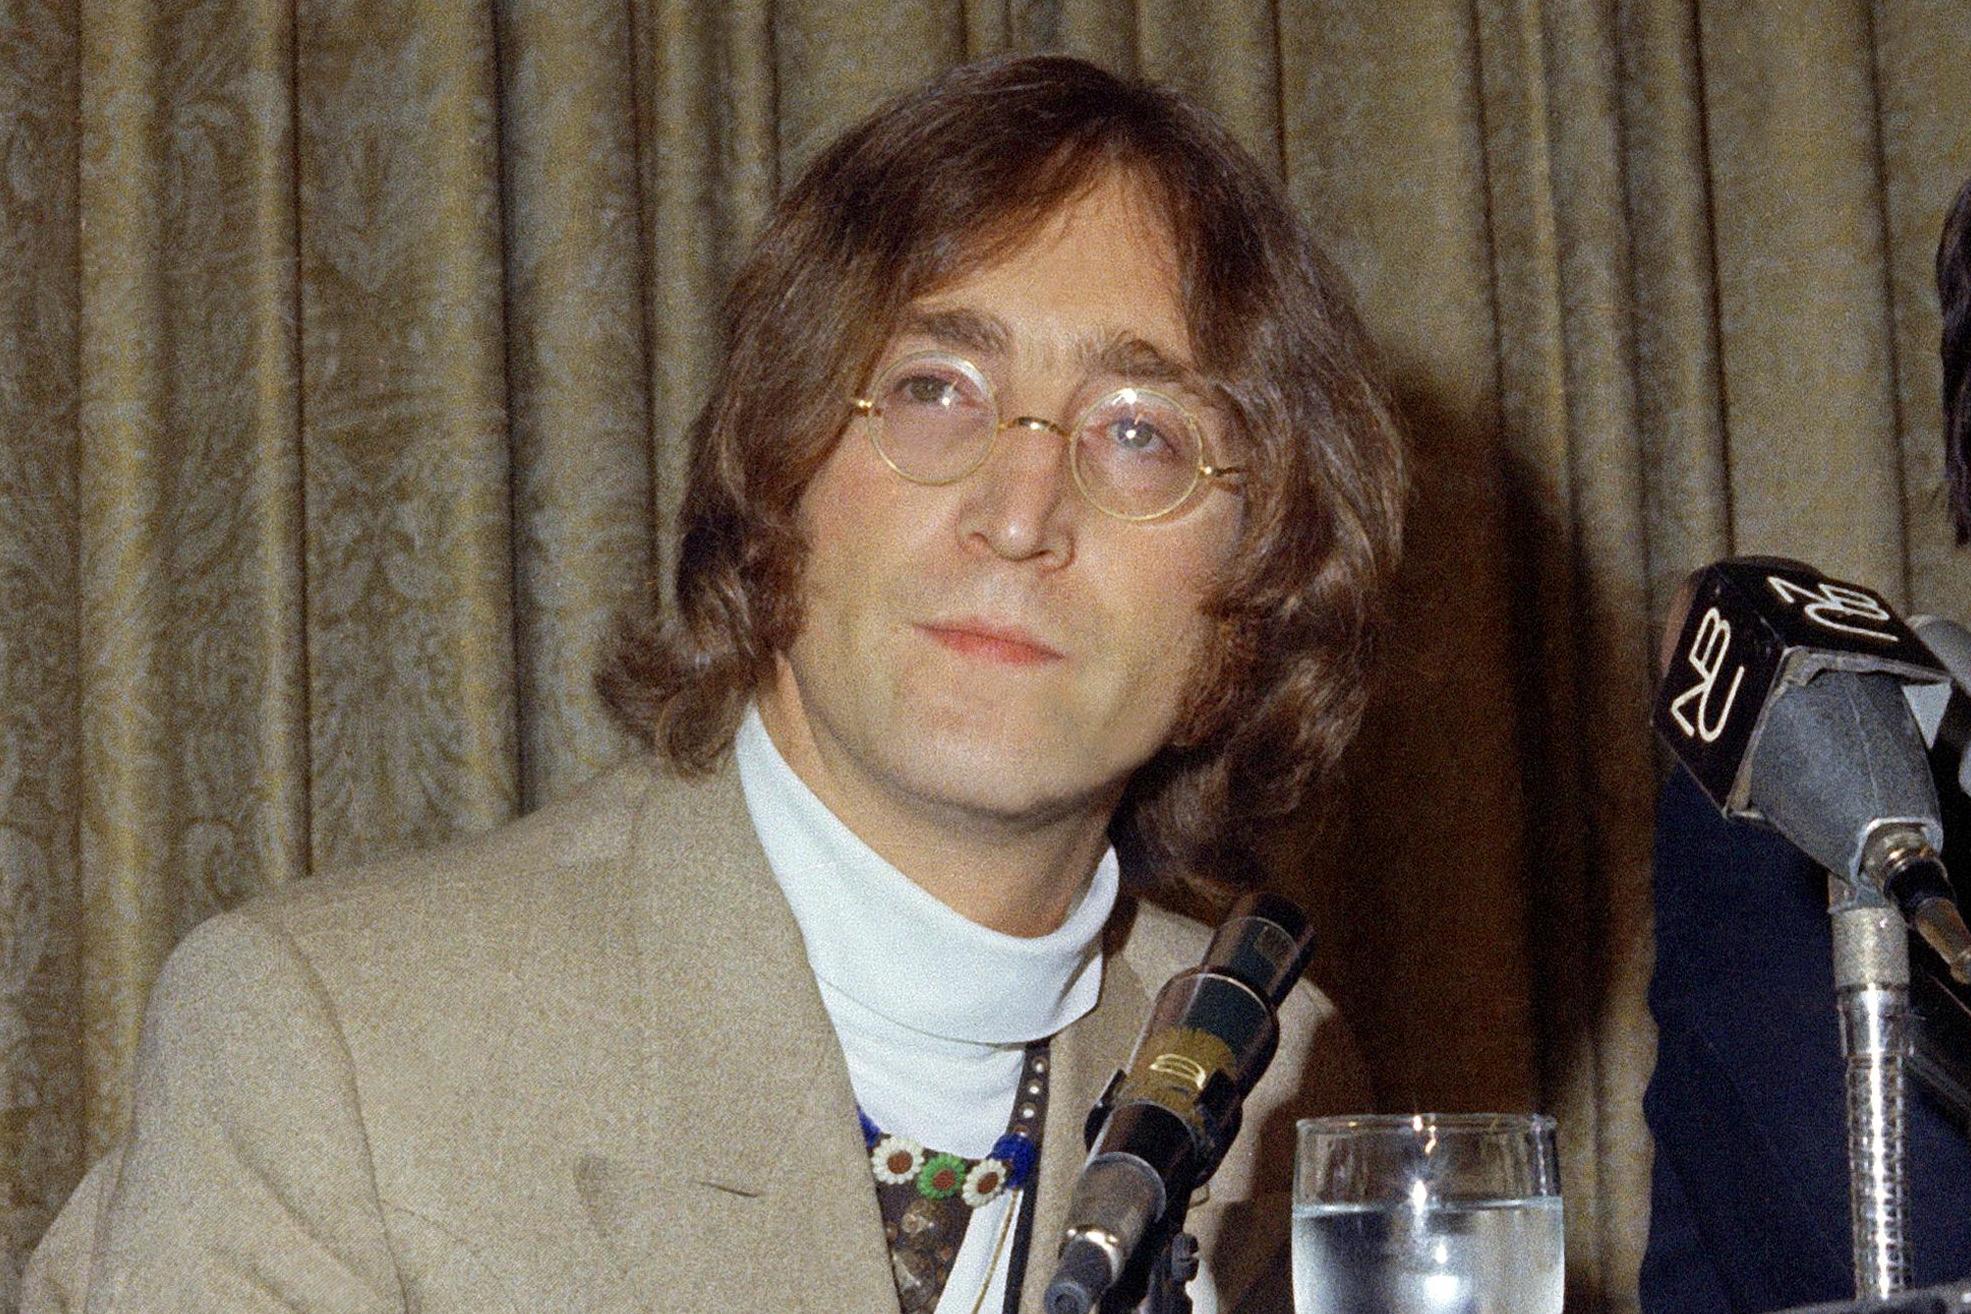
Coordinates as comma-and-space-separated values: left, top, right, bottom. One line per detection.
1641, 171, 1971, 1312
24, 54, 1406, 1313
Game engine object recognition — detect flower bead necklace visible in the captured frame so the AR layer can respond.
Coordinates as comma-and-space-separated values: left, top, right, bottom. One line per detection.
858, 1039, 1050, 1314
862, 1120, 1040, 1208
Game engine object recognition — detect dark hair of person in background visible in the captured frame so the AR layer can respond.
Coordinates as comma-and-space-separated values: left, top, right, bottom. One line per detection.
1940, 172, 1971, 541
597, 54, 1408, 893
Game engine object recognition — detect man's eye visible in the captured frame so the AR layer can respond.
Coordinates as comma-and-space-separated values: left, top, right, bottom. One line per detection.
887, 369, 987, 411
901, 375, 958, 406
1106, 415, 1174, 457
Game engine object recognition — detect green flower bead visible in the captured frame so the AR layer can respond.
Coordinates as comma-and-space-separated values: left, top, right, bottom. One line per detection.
916, 1152, 967, 1200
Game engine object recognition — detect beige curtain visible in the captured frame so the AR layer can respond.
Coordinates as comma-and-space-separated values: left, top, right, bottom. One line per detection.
3, 1, 1969, 1309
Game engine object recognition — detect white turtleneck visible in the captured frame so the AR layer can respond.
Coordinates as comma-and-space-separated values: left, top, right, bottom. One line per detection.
734, 705, 1117, 1313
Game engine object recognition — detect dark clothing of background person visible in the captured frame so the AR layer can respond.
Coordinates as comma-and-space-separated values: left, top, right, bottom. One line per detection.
1641, 765, 1971, 1311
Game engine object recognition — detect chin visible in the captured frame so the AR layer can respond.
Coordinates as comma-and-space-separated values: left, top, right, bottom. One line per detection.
883, 725, 1051, 805
889, 720, 1130, 825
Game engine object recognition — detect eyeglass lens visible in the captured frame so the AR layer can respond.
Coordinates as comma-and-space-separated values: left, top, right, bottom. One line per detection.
866, 354, 1203, 519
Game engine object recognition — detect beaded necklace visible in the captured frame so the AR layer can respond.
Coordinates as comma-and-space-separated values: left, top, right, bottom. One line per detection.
857, 1039, 1050, 1314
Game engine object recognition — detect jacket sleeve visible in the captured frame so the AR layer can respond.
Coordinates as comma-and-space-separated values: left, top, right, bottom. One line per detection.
32, 909, 406, 1313
1640, 765, 1853, 1313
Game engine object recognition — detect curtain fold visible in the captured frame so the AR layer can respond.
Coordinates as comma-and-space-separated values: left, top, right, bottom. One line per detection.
495, 0, 650, 804
1702, 3, 1909, 588
633, 0, 776, 598
0, 0, 80, 1285
6, 2, 1970, 1309
74, 0, 313, 1154
1626, 0, 1731, 595
295, 0, 517, 870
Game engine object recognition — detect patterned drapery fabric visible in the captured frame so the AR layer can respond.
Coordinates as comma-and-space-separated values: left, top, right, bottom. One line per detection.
2, 2, 1968, 1309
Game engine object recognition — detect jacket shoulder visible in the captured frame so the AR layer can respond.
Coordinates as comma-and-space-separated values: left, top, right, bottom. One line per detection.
202, 754, 744, 1058
257, 755, 669, 926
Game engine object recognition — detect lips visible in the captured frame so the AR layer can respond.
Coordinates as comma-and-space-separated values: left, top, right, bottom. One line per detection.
917, 617, 1064, 665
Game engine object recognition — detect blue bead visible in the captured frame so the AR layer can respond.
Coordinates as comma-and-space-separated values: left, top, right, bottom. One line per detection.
857, 1106, 881, 1150
992, 1132, 1039, 1188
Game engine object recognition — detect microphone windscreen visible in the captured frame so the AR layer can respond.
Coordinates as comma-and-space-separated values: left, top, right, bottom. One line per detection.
1746, 668, 1943, 879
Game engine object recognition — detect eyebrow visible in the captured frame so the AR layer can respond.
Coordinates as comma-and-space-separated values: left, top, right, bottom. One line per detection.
895, 307, 1208, 396
1081, 331, 1198, 390
897, 307, 1012, 359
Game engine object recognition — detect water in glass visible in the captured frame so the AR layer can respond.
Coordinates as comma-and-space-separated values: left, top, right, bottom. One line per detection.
1292, 1197, 1562, 1314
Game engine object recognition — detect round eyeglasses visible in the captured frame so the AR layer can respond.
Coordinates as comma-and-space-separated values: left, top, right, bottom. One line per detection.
850, 352, 1245, 522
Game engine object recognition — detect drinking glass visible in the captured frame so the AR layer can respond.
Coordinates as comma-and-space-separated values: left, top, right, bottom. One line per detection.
1292, 1113, 1563, 1314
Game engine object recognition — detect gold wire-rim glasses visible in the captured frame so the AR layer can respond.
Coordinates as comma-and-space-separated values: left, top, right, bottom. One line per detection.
849, 351, 1247, 523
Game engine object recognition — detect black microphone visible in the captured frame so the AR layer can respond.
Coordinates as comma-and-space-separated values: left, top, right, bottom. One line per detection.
1043, 892, 1316, 1314
1653, 557, 1971, 975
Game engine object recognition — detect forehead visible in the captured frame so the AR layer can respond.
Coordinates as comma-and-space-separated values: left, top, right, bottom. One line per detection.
901, 173, 1193, 371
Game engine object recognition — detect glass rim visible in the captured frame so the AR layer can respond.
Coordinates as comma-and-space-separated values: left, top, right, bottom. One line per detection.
1297, 1112, 1557, 1136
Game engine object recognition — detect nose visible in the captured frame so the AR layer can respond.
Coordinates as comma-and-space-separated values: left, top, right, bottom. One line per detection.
957, 415, 1079, 565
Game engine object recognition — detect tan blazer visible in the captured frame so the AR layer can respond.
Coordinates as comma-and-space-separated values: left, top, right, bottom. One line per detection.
23, 757, 1366, 1313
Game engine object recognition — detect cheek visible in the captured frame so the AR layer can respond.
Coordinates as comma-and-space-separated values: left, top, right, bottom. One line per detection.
1137, 599, 1217, 706
792, 448, 933, 643
1146, 504, 1240, 623
1095, 528, 1233, 702
801, 434, 929, 557
1151, 515, 1241, 681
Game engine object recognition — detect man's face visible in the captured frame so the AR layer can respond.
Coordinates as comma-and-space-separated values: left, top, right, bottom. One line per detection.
760, 173, 1243, 838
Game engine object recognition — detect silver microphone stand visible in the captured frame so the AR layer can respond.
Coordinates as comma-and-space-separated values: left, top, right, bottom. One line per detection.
1829, 820, 1971, 1299
1830, 872, 1914, 1300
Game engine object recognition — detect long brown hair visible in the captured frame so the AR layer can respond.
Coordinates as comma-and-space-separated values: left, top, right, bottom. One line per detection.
599, 54, 1408, 892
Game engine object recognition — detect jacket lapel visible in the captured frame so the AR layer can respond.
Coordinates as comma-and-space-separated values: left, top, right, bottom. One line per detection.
1020, 918, 1152, 1311
575, 762, 899, 1314
573, 761, 1164, 1314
